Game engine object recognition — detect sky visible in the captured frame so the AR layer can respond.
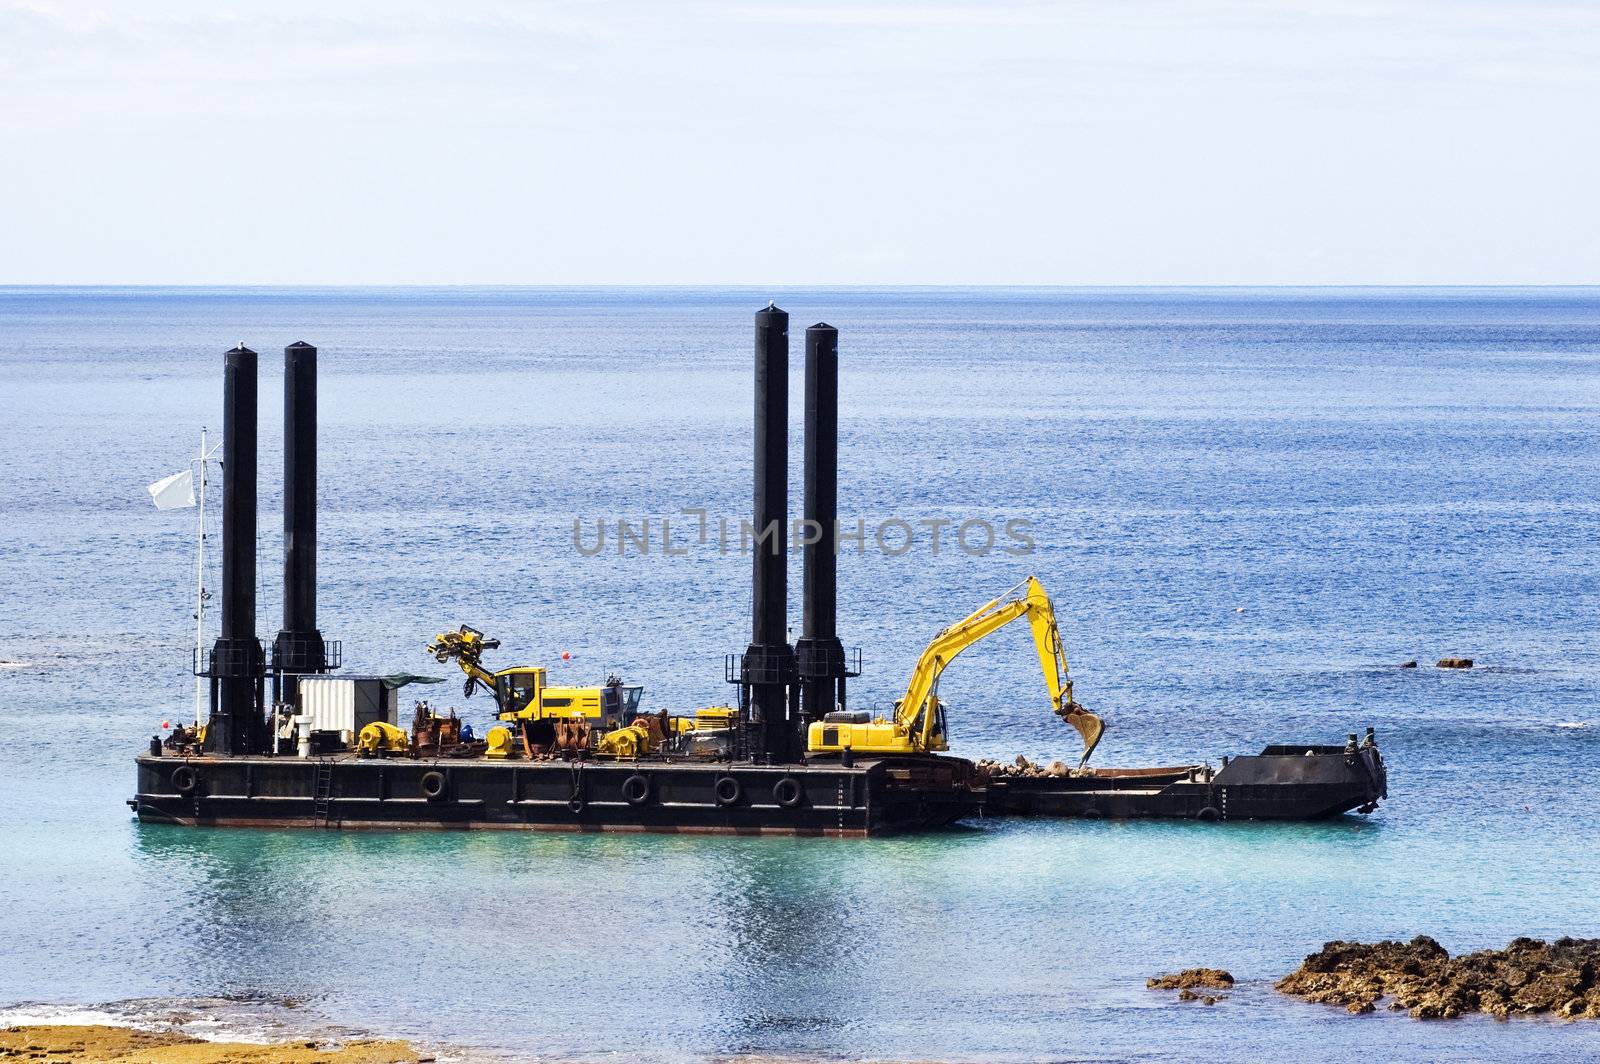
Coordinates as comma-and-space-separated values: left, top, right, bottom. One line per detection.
2, 0, 1597, 285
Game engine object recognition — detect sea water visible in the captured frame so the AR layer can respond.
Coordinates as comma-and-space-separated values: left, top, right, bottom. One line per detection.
1, 286, 1597, 1062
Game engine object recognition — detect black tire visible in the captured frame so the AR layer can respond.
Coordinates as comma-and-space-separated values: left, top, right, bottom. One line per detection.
622, 773, 651, 806
1081, 807, 1104, 819
1196, 806, 1222, 822
420, 770, 448, 801
566, 794, 585, 814
714, 776, 743, 807
773, 777, 804, 809
171, 765, 198, 796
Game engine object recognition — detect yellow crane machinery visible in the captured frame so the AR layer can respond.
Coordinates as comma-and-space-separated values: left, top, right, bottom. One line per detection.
356, 720, 410, 756
426, 625, 643, 726
427, 626, 736, 760
690, 706, 735, 730
485, 725, 515, 759
806, 576, 1106, 767
595, 715, 667, 759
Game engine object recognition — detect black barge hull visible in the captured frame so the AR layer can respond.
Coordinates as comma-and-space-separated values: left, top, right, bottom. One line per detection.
985, 743, 1388, 821
133, 754, 983, 837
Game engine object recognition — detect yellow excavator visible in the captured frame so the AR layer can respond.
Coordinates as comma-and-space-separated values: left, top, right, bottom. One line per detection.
806, 576, 1105, 767
428, 625, 735, 761
426, 625, 642, 727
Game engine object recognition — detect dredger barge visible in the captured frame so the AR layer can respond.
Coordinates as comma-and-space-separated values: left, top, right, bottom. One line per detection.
131, 309, 1387, 835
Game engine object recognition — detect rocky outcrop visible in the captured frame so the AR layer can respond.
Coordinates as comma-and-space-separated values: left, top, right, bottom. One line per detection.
1397, 660, 1418, 668
1148, 968, 1235, 990
1276, 936, 1600, 1020
1436, 657, 1474, 669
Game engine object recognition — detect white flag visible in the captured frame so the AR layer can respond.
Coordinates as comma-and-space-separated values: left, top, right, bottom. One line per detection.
147, 469, 195, 510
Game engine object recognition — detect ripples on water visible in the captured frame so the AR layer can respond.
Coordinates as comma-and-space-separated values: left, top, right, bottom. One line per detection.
1, 287, 1598, 1062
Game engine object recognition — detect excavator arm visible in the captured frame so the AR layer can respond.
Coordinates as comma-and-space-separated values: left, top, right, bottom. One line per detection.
896, 576, 1105, 767
1023, 579, 1105, 768
426, 625, 501, 701
897, 594, 1030, 751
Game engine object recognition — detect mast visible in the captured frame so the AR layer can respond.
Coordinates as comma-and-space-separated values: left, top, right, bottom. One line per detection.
192, 427, 222, 728
194, 428, 207, 728
741, 303, 799, 763
272, 341, 329, 704
797, 323, 849, 730
206, 345, 266, 756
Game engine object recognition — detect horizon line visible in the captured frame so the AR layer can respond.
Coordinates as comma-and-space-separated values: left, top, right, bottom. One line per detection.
3, 281, 1599, 290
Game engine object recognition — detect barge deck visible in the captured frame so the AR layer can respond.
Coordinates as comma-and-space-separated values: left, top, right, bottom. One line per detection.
133, 733, 1386, 833
132, 753, 984, 837
985, 740, 1388, 821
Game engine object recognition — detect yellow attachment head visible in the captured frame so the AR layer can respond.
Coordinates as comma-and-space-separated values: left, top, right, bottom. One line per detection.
426, 625, 498, 664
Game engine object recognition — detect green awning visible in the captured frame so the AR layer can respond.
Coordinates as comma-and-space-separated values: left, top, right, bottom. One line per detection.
377, 674, 448, 690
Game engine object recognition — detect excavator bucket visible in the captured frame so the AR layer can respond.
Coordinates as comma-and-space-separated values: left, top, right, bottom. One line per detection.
1059, 703, 1105, 770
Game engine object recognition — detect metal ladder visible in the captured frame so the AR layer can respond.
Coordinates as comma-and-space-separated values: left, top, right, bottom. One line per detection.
313, 760, 335, 827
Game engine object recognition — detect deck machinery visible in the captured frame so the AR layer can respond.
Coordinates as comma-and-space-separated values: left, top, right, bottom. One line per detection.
133, 310, 985, 836
131, 311, 1387, 835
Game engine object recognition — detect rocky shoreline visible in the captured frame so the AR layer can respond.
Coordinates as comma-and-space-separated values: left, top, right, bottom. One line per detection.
0, 1024, 423, 1062
1276, 936, 1600, 1020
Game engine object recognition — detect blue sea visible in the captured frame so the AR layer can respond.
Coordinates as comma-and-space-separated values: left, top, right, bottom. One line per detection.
1, 287, 1598, 1062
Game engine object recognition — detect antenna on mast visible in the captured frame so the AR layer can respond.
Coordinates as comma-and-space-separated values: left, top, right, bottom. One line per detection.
192, 426, 222, 728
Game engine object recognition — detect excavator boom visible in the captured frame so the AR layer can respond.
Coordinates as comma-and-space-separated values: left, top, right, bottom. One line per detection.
891, 576, 1104, 765
895, 588, 1031, 751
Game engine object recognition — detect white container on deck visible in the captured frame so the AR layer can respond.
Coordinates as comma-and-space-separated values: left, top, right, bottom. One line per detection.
295, 677, 399, 745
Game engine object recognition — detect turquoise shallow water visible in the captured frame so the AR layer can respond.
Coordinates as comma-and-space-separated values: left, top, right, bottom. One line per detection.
1, 287, 1598, 1061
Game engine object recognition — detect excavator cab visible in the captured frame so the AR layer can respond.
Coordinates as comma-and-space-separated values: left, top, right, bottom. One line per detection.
429, 624, 647, 742
599, 680, 644, 723
926, 695, 949, 751
494, 667, 546, 715
906, 689, 952, 751
492, 668, 642, 728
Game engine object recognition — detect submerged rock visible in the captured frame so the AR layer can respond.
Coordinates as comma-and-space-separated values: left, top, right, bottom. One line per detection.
1276, 936, 1600, 1020
1436, 657, 1474, 669
1398, 660, 1418, 669
1148, 968, 1235, 991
